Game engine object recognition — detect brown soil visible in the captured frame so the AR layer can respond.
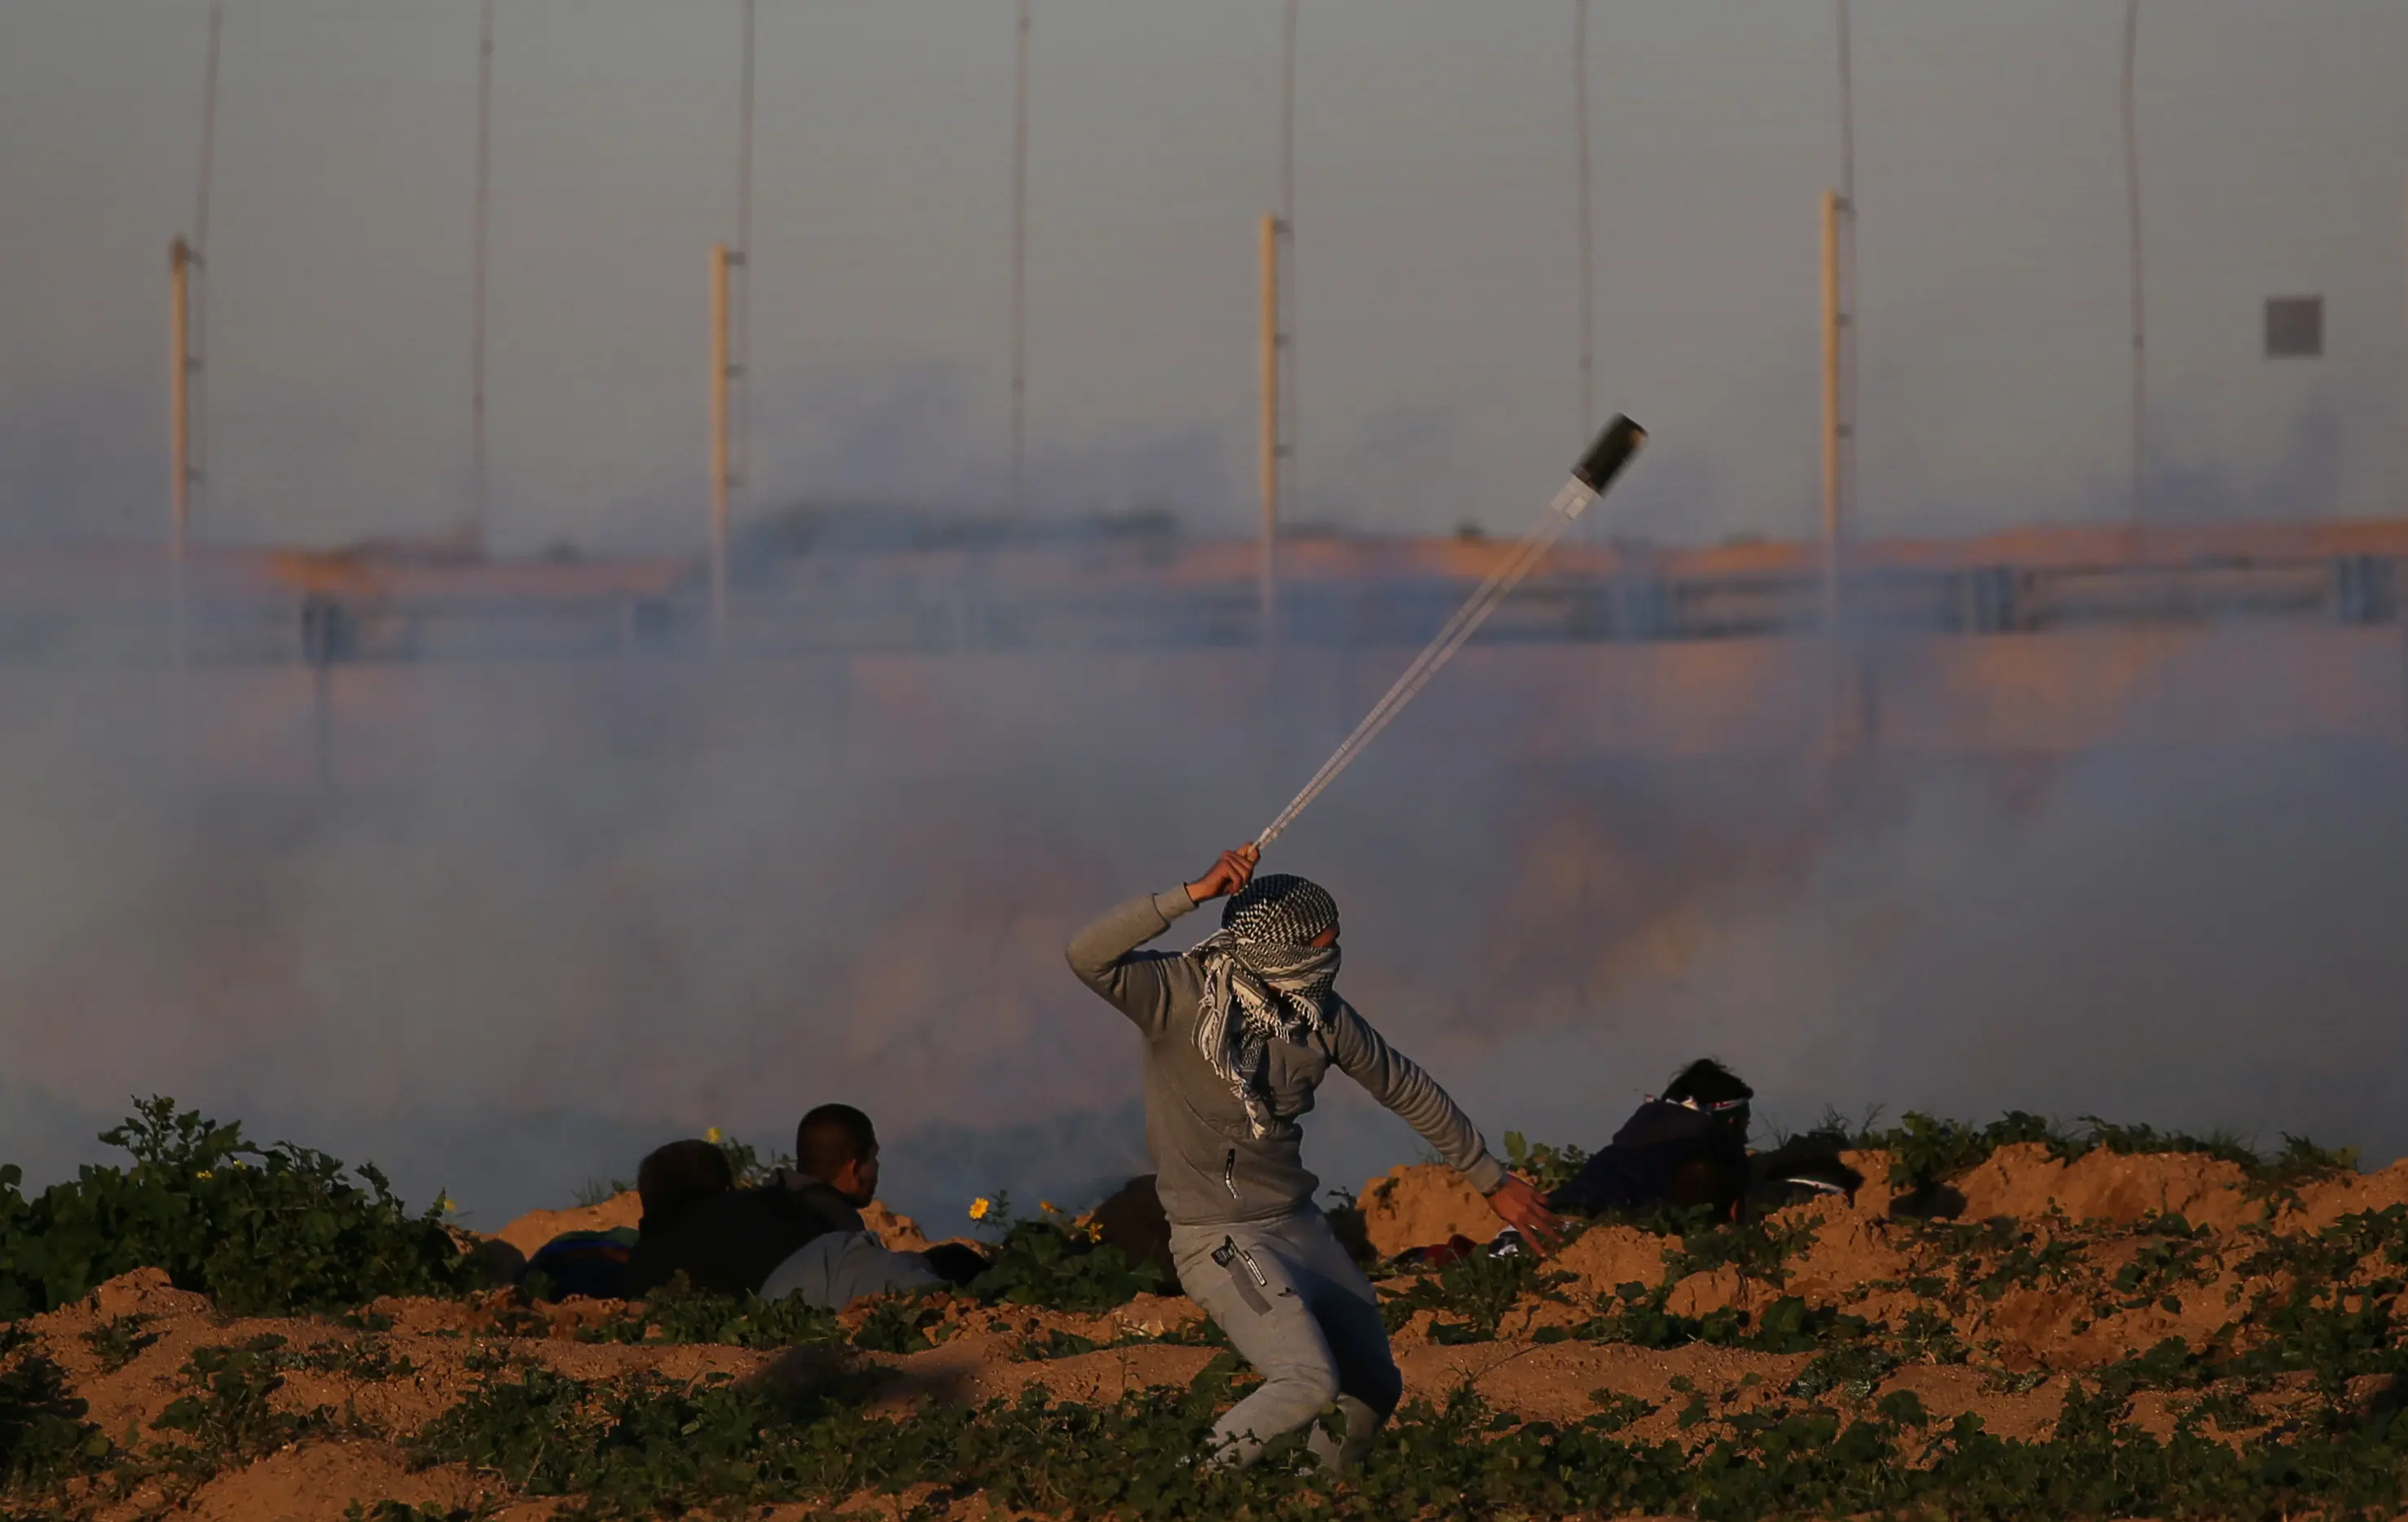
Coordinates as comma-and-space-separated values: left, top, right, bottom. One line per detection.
1357, 1161, 1496, 1256
490, 1190, 642, 1258
15, 1150, 2408, 1519
862, 1200, 932, 1251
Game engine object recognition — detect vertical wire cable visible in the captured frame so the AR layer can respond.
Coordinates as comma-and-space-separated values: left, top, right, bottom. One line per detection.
1278, 0, 1297, 521
1835, 0, 1856, 544
1012, 0, 1030, 515
734, 0, 756, 521
1574, 0, 1592, 439
191, 3, 222, 539
472, 0, 493, 545
2122, 0, 2146, 528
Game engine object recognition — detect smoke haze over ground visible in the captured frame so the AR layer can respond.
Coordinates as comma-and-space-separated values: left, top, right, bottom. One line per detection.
4, 621, 2405, 1231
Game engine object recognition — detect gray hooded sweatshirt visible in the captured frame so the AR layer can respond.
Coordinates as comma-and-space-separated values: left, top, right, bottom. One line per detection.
1067, 887, 1508, 1227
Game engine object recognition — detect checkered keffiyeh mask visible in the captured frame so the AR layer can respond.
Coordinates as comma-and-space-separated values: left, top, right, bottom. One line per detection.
1189, 874, 1341, 1138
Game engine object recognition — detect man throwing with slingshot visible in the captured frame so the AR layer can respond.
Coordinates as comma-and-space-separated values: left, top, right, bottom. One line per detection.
1068, 844, 1564, 1471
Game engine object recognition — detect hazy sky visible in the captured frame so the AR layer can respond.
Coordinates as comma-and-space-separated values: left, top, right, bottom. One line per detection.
2, 2, 2404, 552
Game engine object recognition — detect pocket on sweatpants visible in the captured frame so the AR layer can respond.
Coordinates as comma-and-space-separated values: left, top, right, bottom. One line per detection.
1211, 1235, 1274, 1316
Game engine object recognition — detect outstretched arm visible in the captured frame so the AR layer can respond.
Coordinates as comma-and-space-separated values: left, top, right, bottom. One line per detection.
1328, 1005, 1565, 1251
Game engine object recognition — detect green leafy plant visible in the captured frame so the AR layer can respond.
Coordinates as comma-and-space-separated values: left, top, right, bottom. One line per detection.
2109, 1216, 2211, 1311
1663, 1213, 1820, 1287
300, 1334, 418, 1383
967, 1217, 1161, 1312
2080, 1117, 2257, 1169
1380, 1249, 1568, 1344
1869, 1111, 2071, 1190
1502, 1132, 1590, 1194
708, 1133, 794, 1189
580, 1280, 844, 1349
849, 1295, 951, 1354
407, 1361, 598, 1494
1788, 1339, 1904, 1401
78, 1313, 159, 1375
1860, 1111, 2364, 1201
0, 1344, 111, 1498
0, 1098, 468, 1317
145, 1335, 333, 1500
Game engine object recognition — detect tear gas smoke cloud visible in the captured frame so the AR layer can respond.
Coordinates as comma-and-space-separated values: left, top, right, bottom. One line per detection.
3, 574, 2406, 1230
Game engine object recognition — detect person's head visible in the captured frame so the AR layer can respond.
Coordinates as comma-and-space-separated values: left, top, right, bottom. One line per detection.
636, 1138, 735, 1227
1662, 1058, 1753, 1137
796, 1102, 880, 1207
1222, 873, 1341, 950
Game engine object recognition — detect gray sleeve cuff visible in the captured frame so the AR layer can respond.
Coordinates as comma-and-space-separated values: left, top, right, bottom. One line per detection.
1460, 1150, 1509, 1196
1155, 888, 1201, 922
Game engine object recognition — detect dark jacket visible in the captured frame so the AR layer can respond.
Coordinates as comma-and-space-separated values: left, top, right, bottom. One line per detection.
627, 1168, 863, 1298
1547, 1100, 1748, 1217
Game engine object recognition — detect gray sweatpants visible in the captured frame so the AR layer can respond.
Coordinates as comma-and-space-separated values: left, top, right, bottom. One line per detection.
758, 1230, 940, 1309
1169, 1209, 1402, 1471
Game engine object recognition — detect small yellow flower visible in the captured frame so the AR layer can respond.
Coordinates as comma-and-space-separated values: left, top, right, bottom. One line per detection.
193, 1170, 213, 1181
706, 1127, 723, 1145
968, 1196, 992, 1221
1039, 1201, 1059, 1215
438, 1194, 456, 1214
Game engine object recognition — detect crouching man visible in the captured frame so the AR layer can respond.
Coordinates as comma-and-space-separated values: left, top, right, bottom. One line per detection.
628, 1104, 981, 1308
1067, 846, 1562, 1471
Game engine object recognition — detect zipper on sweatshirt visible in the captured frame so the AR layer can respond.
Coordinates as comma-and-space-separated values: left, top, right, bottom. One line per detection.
1222, 1147, 1241, 1201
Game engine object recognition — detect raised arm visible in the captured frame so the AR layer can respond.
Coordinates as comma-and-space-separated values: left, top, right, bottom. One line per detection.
1327, 1004, 1565, 1250
1064, 847, 1260, 1036
1063, 890, 1198, 1035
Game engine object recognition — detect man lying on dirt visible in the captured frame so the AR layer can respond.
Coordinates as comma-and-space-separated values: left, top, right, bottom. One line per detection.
1545, 1058, 1756, 1221
1068, 845, 1563, 1471
636, 1138, 737, 1234
627, 1104, 983, 1307
1546, 1058, 1861, 1223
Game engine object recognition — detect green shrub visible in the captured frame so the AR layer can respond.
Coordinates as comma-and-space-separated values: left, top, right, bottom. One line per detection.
0, 1098, 469, 1317
79, 1313, 160, 1374
409, 1361, 599, 1494
581, 1280, 844, 1349
1502, 1131, 1589, 1194
1870, 1111, 2070, 1189
0, 1341, 111, 1498
151, 1335, 330, 1476
1664, 1213, 1820, 1287
1861, 1111, 2362, 1195
967, 1219, 1161, 1312
849, 1296, 951, 1354
1380, 1250, 1567, 1344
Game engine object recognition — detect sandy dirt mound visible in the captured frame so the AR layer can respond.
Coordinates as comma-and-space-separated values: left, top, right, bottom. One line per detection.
1780, 1196, 1910, 1306
2284, 1156, 2408, 1229
178, 1441, 511, 1522
1551, 1222, 1668, 1296
863, 1200, 931, 1251
491, 1188, 643, 1256
1953, 1143, 2264, 1229
1358, 1163, 1498, 1256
